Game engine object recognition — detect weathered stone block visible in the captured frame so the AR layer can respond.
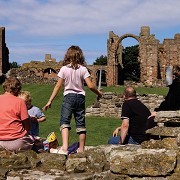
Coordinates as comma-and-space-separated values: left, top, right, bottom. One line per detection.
66, 157, 87, 173
141, 138, 178, 150
157, 111, 180, 118
38, 152, 66, 171
110, 149, 176, 176
146, 127, 180, 137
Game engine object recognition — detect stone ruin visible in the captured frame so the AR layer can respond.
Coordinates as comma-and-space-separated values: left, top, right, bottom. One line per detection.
86, 92, 164, 118
107, 26, 180, 86
1, 26, 180, 87
0, 94, 180, 179
0, 27, 9, 82
0, 26, 180, 179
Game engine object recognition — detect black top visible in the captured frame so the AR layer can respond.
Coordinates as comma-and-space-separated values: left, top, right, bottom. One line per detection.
155, 79, 180, 111
121, 98, 151, 144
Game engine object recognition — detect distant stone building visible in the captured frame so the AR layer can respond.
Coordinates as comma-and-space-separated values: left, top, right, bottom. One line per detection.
18, 57, 106, 86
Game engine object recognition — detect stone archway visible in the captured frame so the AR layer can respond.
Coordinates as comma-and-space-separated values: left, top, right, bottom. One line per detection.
107, 32, 140, 86
87, 66, 108, 87
116, 33, 139, 65
119, 34, 140, 83
107, 26, 162, 86
43, 68, 57, 78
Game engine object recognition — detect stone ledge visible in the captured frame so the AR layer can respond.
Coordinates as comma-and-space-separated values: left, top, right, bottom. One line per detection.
110, 149, 176, 176
86, 93, 165, 118
155, 111, 180, 124
146, 127, 180, 137
157, 111, 180, 118
0, 142, 179, 179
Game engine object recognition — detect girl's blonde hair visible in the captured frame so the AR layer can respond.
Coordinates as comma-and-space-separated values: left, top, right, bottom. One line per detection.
18, 90, 32, 105
63, 45, 86, 69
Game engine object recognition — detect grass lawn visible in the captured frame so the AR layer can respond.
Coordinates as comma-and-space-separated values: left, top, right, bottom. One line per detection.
0, 84, 168, 146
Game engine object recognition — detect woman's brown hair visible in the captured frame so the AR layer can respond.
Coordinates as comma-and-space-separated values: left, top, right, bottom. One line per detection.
2, 77, 22, 95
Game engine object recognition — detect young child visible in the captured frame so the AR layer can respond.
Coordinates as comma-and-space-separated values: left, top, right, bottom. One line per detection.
42, 45, 102, 155
19, 91, 46, 137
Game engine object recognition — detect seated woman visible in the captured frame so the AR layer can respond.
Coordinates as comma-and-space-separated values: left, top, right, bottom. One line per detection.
0, 77, 34, 152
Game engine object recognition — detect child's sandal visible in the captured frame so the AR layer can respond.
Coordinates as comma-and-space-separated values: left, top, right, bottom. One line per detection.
50, 147, 68, 155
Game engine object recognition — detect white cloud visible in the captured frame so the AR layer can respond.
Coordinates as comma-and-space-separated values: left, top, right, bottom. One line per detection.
1, 0, 180, 36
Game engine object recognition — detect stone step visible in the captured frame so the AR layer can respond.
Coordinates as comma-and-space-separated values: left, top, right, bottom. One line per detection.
146, 126, 180, 137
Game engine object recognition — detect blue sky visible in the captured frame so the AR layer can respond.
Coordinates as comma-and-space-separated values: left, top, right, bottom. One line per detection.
0, 0, 180, 65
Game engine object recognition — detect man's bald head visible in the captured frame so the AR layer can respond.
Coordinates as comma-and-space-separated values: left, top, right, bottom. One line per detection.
123, 86, 137, 100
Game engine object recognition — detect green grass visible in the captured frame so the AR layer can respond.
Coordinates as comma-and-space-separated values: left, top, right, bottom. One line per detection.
0, 84, 168, 146
101, 86, 168, 95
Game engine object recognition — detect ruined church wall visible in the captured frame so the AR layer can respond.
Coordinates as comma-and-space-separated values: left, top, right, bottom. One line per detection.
2, 26, 180, 88
0, 27, 9, 77
107, 26, 180, 87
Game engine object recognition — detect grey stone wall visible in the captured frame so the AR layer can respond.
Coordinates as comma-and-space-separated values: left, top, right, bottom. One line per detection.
86, 92, 165, 118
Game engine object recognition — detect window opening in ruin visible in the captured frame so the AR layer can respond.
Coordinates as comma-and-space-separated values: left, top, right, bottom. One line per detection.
121, 38, 140, 82
157, 60, 162, 79
96, 69, 107, 87
43, 68, 56, 74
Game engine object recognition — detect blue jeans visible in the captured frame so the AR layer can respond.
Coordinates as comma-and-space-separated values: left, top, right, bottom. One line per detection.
60, 93, 86, 133
108, 136, 139, 145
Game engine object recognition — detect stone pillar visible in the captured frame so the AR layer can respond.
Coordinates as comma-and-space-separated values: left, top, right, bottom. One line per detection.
0, 27, 9, 76
139, 26, 159, 86
174, 34, 180, 64
0, 27, 4, 76
107, 31, 121, 86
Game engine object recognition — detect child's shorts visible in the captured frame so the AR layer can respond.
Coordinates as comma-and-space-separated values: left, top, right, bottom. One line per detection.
60, 93, 86, 133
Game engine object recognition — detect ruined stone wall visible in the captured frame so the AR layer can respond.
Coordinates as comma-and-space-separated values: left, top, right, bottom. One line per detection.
159, 34, 180, 79
3, 26, 180, 87
0, 27, 9, 76
7, 63, 109, 86
107, 26, 180, 87
86, 92, 165, 118
0, 27, 4, 76
17, 26, 178, 87
107, 31, 121, 86
139, 26, 159, 86
0, 29, 2, 75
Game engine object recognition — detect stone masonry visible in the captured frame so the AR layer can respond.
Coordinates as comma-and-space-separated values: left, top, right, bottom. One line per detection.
0, 110, 180, 179
86, 92, 165, 118
107, 26, 180, 86
0, 27, 9, 77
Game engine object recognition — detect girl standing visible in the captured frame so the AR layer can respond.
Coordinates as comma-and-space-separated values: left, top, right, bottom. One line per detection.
43, 45, 102, 155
